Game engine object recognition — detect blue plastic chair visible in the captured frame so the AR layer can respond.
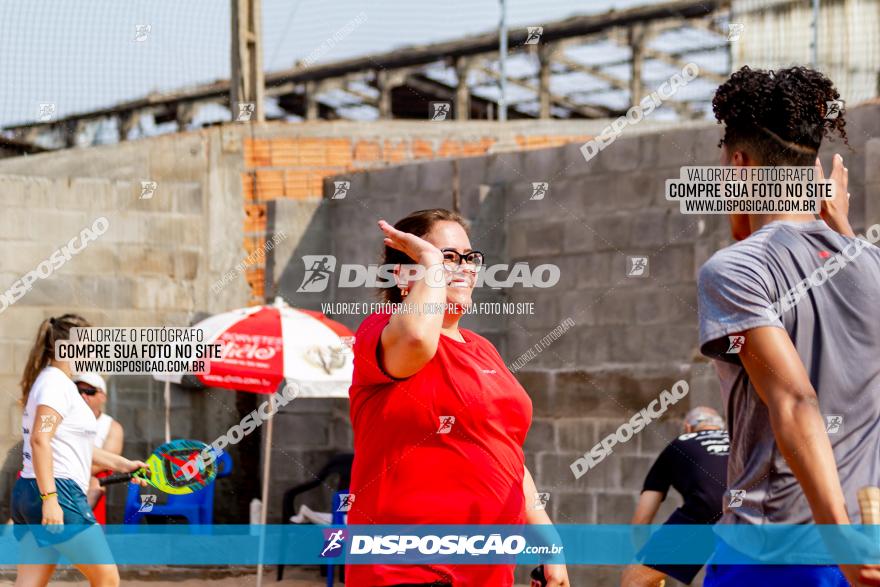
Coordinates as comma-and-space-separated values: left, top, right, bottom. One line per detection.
123, 450, 232, 528
277, 453, 353, 582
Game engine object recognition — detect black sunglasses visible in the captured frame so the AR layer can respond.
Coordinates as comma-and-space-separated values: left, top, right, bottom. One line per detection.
76, 383, 99, 396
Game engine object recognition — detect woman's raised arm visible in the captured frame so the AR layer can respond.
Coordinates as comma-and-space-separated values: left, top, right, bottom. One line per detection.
377, 219, 447, 378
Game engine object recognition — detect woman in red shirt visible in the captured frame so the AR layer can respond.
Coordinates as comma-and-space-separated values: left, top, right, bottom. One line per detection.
346, 209, 569, 587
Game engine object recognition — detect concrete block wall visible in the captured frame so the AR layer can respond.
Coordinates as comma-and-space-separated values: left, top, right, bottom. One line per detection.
0, 171, 257, 521
240, 117, 697, 309
0, 146, 283, 526
241, 128, 601, 306
0, 126, 264, 521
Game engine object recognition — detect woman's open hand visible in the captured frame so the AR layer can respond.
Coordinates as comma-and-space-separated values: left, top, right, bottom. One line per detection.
817, 154, 855, 237
378, 219, 444, 266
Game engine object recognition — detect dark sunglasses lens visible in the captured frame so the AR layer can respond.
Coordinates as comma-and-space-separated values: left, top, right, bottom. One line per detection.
77, 386, 97, 395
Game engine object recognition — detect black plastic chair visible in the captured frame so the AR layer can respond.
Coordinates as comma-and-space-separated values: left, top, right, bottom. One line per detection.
277, 452, 354, 582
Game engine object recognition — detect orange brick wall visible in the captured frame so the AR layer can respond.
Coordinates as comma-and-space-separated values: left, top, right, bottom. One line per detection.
240, 133, 589, 304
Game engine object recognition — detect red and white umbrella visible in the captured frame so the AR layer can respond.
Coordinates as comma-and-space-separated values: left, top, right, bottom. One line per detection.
185, 298, 354, 396
154, 297, 354, 398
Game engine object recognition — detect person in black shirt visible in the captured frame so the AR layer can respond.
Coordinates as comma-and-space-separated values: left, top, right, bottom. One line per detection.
620, 407, 729, 586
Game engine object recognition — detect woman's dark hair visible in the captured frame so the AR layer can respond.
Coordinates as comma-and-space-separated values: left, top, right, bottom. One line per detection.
20, 313, 90, 404
380, 208, 470, 303
712, 66, 848, 166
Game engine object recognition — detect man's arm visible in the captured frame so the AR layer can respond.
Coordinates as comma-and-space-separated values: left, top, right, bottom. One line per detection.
103, 420, 124, 455
631, 491, 664, 525
88, 420, 125, 502
739, 327, 880, 585
620, 489, 669, 586
91, 422, 123, 474
738, 326, 848, 525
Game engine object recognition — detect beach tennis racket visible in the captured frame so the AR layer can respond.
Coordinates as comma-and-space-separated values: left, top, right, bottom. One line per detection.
99, 439, 217, 495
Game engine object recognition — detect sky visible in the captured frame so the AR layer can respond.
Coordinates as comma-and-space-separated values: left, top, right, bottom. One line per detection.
0, 0, 720, 128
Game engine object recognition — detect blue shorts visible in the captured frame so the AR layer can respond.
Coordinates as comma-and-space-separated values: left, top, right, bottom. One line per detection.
639, 509, 714, 584
705, 540, 847, 586
11, 477, 96, 548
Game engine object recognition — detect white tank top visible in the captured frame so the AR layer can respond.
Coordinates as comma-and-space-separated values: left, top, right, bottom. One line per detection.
94, 412, 114, 448
21, 367, 97, 494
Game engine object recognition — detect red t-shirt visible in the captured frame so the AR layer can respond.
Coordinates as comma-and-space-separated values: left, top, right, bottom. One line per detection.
345, 312, 532, 587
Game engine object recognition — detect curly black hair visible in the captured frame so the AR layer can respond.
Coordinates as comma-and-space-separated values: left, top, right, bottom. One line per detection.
712, 66, 847, 166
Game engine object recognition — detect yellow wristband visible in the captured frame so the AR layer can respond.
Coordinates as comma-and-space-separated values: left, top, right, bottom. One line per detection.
39, 492, 57, 501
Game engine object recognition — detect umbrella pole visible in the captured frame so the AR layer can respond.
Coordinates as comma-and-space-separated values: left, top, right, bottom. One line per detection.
163, 379, 171, 443
256, 394, 275, 587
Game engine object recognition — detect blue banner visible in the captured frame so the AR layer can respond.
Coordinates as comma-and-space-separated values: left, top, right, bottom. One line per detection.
2, 524, 879, 565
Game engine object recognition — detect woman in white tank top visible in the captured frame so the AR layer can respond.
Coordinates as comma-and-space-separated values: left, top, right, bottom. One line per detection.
12, 315, 147, 587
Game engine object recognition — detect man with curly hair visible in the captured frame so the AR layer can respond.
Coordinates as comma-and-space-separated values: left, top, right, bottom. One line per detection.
697, 66, 880, 586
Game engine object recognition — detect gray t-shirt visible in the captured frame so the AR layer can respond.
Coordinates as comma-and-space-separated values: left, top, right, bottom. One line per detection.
698, 220, 880, 530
